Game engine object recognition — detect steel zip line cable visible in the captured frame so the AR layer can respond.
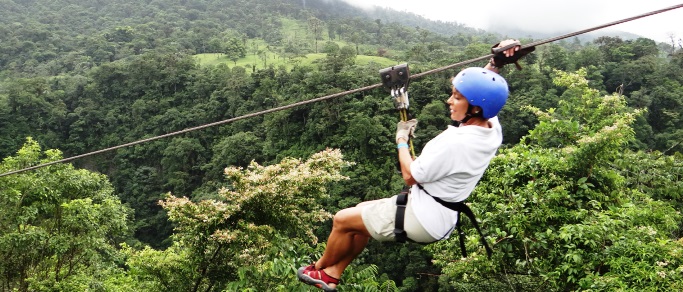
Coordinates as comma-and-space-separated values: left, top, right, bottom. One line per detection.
1, 3, 682, 178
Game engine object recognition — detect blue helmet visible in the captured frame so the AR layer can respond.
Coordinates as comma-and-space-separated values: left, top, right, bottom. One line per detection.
452, 67, 509, 119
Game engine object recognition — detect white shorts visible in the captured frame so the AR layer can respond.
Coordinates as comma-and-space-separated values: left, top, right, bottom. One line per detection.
360, 195, 437, 243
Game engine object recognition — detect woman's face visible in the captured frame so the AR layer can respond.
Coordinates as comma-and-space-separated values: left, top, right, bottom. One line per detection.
446, 86, 470, 121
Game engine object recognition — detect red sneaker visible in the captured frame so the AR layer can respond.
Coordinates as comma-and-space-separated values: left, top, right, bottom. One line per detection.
297, 264, 340, 292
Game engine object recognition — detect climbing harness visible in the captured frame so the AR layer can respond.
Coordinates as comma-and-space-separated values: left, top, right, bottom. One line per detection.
1, 4, 682, 178
392, 185, 492, 258
418, 184, 493, 258
393, 185, 493, 258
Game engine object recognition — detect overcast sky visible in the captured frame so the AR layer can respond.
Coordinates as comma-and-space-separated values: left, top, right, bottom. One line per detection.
340, 0, 683, 44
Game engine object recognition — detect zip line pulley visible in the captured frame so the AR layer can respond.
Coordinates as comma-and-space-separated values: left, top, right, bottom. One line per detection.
379, 63, 410, 111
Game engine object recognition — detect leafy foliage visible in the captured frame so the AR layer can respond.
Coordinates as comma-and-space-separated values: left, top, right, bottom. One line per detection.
224, 37, 247, 65
428, 70, 683, 291
121, 149, 386, 291
0, 138, 131, 291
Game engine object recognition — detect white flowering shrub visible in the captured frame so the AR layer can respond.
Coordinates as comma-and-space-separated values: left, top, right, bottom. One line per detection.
125, 149, 357, 291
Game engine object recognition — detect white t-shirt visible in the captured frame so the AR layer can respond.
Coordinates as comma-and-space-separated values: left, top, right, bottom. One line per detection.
409, 117, 503, 240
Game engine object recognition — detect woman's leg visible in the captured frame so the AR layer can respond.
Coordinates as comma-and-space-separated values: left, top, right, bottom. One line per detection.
321, 233, 369, 278
314, 206, 371, 279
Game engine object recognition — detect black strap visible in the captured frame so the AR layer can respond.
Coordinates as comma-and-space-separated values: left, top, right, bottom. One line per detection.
394, 188, 409, 243
418, 184, 493, 258
456, 217, 467, 257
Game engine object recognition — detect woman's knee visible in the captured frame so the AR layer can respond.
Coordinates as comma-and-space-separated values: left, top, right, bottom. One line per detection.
332, 208, 355, 224
332, 207, 365, 231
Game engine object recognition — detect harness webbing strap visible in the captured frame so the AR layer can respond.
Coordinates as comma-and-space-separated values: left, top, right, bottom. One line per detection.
394, 191, 409, 243
393, 184, 492, 258
431, 195, 493, 258
456, 218, 467, 257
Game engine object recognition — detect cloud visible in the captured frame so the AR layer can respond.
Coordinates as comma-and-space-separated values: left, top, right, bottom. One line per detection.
337, 0, 683, 42
485, 1, 609, 33
337, 0, 378, 10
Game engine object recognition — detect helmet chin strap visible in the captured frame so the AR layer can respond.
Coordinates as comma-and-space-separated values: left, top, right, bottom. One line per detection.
453, 105, 480, 126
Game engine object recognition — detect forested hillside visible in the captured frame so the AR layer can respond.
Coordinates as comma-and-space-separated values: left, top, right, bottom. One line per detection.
1, 0, 682, 291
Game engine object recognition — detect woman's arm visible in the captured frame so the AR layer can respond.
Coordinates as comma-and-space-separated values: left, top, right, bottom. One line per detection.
395, 120, 418, 185
397, 137, 417, 186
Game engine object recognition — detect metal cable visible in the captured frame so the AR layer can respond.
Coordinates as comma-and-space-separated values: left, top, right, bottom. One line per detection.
0, 83, 382, 177
2, 3, 682, 178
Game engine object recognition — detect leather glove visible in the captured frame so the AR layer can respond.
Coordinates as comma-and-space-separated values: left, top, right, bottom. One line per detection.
396, 119, 418, 144
490, 40, 535, 70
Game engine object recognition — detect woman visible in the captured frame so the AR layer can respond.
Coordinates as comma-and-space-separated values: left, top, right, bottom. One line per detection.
298, 40, 524, 291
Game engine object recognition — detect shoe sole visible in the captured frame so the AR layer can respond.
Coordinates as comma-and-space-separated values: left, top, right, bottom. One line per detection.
297, 267, 337, 292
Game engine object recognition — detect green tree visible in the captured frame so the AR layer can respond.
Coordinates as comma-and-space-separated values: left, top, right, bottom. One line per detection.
327, 21, 337, 40
105, 26, 135, 43
322, 44, 356, 73
224, 37, 246, 65
161, 137, 206, 195
322, 41, 340, 55
207, 37, 224, 53
199, 131, 266, 186
595, 36, 632, 63
0, 138, 132, 291
429, 69, 683, 290
540, 43, 570, 71
308, 16, 324, 53
375, 19, 383, 45
122, 149, 382, 291
573, 45, 604, 69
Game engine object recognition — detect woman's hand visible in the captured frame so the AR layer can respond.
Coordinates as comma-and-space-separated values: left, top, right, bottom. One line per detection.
487, 39, 535, 72
396, 119, 418, 144
496, 39, 521, 57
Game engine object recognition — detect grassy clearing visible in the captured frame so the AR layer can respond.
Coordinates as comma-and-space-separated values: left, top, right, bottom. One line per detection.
356, 55, 399, 67
193, 17, 401, 71
194, 52, 399, 71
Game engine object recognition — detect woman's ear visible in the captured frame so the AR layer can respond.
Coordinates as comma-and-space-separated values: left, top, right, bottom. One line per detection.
471, 106, 484, 116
